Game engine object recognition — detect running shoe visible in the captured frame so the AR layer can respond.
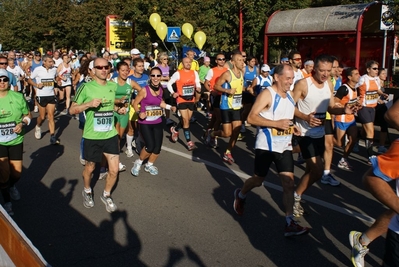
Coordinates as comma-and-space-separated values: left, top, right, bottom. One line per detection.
170, 126, 179, 142
131, 160, 142, 176
293, 195, 304, 218
99, 170, 108, 180
50, 136, 60, 145
349, 231, 369, 267
3, 202, 14, 216
223, 152, 235, 164
321, 173, 340, 186
187, 141, 196, 151
131, 138, 136, 149
233, 188, 245, 216
240, 124, 246, 133
206, 113, 212, 120
378, 146, 387, 153
353, 142, 360, 153
284, 220, 310, 237
60, 109, 68, 115
144, 164, 159, 175
125, 147, 134, 158
338, 159, 353, 171
34, 126, 41, 140
82, 190, 94, 208
33, 105, 38, 113
9, 186, 20, 201
101, 194, 117, 213
119, 162, 126, 172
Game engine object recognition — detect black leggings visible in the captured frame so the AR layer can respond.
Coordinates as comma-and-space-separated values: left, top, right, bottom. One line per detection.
139, 123, 163, 154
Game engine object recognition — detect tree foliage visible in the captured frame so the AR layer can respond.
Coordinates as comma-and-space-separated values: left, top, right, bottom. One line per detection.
0, 0, 397, 59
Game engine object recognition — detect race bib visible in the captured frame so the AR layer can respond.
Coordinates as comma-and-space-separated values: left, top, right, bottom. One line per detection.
145, 105, 163, 121
93, 111, 113, 132
41, 78, 54, 87
182, 85, 194, 96
232, 94, 242, 109
365, 91, 378, 105
0, 122, 17, 143
63, 73, 71, 79
347, 98, 358, 107
272, 126, 294, 136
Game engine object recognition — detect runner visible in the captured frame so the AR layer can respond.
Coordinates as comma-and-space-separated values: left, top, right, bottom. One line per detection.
250, 63, 273, 96
156, 52, 173, 125
207, 53, 244, 164
131, 67, 176, 176
27, 55, 60, 145
57, 54, 73, 115
233, 64, 309, 237
168, 57, 201, 151
349, 99, 399, 267
301, 59, 314, 78
6, 57, 25, 92
24, 51, 42, 112
0, 69, 31, 216
291, 54, 356, 217
69, 58, 122, 213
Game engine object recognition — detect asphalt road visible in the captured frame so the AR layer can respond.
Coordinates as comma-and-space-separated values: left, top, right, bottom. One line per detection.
4, 109, 397, 267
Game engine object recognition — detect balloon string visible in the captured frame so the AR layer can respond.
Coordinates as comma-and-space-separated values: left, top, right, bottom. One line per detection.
172, 43, 179, 69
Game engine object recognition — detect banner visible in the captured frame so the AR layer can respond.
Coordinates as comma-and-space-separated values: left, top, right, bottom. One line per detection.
380, 4, 394, 31
106, 15, 134, 56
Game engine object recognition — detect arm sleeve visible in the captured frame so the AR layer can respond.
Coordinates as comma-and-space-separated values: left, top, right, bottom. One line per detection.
167, 72, 180, 95
205, 69, 214, 81
194, 71, 201, 88
334, 86, 348, 100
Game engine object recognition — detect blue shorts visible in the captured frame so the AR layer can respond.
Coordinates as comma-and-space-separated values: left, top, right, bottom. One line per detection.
334, 120, 356, 131
370, 156, 392, 182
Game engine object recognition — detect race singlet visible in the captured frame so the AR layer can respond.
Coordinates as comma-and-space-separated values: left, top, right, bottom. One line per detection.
145, 105, 163, 121
232, 94, 242, 109
365, 91, 378, 106
0, 122, 17, 142
93, 111, 113, 132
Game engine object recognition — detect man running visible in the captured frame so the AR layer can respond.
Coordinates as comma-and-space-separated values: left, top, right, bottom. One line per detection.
28, 55, 60, 145
291, 54, 355, 217
168, 57, 201, 151
233, 64, 309, 237
69, 58, 123, 213
207, 53, 244, 164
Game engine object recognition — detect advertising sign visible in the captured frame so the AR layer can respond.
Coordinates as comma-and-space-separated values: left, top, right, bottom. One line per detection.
106, 15, 134, 56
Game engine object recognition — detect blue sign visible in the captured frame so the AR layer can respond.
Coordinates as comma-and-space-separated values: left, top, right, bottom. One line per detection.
167, 27, 181, 43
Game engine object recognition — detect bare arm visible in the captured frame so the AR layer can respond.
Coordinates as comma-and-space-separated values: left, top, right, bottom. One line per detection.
214, 70, 235, 95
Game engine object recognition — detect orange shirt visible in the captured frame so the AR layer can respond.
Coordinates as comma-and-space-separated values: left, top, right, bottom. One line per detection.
176, 70, 196, 104
375, 139, 399, 180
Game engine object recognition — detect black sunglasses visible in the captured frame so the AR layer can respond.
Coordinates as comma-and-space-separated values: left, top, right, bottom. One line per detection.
0, 77, 9, 82
217, 58, 226, 61
0, 62, 8, 65
94, 65, 110, 70
150, 74, 162, 77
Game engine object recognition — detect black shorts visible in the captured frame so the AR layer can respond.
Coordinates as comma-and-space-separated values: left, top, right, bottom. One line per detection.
36, 96, 56, 107
0, 143, 23, 160
83, 135, 119, 163
325, 119, 334, 135
177, 102, 195, 111
357, 106, 375, 124
211, 94, 221, 109
254, 149, 294, 177
242, 91, 255, 105
58, 85, 71, 90
297, 136, 325, 160
221, 109, 241, 124
383, 229, 399, 267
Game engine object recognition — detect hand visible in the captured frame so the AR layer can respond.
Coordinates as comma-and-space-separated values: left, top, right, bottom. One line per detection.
344, 103, 355, 114
37, 83, 44, 89
307, 112, 322, 127
118, 107, 127, 115
172, 92, 179, 99
293, 125, 301, 136
229, 87, 236, 95
171, 106, 177, 113
139, 112, 147, 120
247, 87, 255, 96
275, 119, 293, 130
90, 98, 102, 108
13, 123, 23, 134
118, 96, 126, 104
196, 87, 201, 93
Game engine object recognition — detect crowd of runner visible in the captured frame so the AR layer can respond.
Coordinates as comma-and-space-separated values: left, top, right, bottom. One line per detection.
0, 47, 398, 266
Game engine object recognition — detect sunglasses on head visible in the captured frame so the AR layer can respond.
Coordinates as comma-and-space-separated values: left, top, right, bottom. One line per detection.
150, 74, 162, 77
0, 77, 9, 83
94, 65, 110, 70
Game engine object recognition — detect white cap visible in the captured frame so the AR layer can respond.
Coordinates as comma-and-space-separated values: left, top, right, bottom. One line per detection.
0, 69, 9, 77
261, 64, 271, 72
130, 48, 141, 55
152, 42, 158, 47
71, 55, 76, 59
89, 61, 94, 70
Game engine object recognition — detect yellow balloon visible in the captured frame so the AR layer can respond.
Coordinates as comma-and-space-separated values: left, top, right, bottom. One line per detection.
194, 31, 206, 50
182, 23, 194, 40
149, 13, 161, 30
156, 22, 168, 41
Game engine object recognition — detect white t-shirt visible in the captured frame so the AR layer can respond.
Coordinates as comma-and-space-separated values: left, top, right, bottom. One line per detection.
30, 66, 57, 96
290, 69, 304, 91
7, 66, 25, 91
53, 58, 63, 68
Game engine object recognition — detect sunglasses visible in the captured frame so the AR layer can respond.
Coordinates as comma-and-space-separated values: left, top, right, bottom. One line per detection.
150, 74, 162, 77
35, 54, 41, 57
94, 65, 110, 70
0, 77, 9, 82
0, 62, 8, 65
371, 67, 378, 70
292, 58, 302, 62
162, 58, 168, 60
217, 58, 226, 61
242, 55, 247, 57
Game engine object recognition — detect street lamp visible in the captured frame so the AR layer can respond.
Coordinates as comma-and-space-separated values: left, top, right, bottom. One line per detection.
238, 0, 243, 51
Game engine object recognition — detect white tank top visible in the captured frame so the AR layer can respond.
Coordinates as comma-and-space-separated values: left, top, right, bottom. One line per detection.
59, 64, 72, 86
255, 87, 295, 153
296, 77, 331, 138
